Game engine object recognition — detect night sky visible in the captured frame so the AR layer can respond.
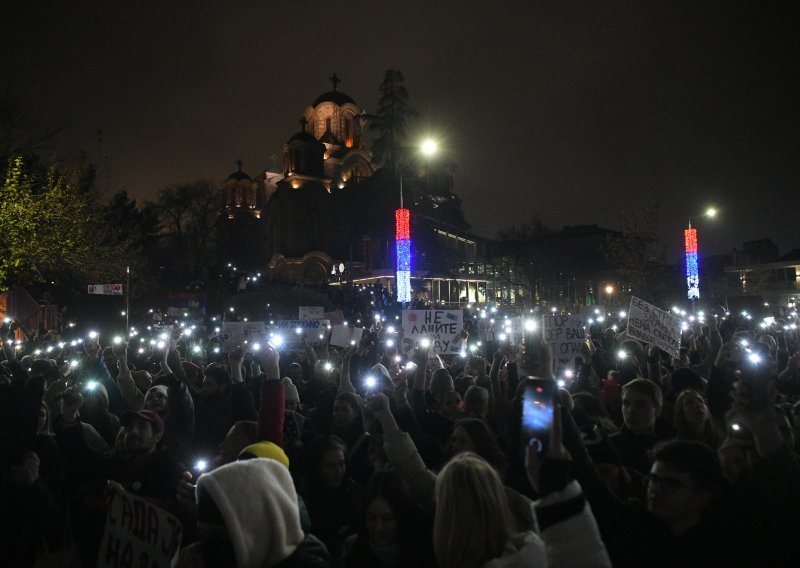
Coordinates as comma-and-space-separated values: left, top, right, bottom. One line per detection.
4, 1, 800, 262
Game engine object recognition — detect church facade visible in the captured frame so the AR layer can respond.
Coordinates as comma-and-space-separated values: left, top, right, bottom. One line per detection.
222, 75, 378, 282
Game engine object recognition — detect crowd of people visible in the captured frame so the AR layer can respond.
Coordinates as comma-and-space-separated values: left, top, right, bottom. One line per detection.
1, 300, 799, 567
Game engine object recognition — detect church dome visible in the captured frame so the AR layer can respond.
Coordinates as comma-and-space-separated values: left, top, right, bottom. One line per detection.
227, 170, 251, 181
312, 91, 355, 107
288, 131, 322, 146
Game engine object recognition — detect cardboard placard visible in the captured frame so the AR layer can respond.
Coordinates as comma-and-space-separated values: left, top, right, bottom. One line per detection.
401, 310, 463, 354
329, 325, 364, 348
299, 306, 324, 320
220, 322, 268, 350
544, 314, 587, 374
96, 482, 182, 568
626, 297, 682, 358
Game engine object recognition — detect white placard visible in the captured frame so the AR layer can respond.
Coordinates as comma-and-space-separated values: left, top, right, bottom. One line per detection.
626, 297, 682, 358
544, 314, 587, 374
329, 325, 364, 348
401, 310, 464, 354
299, 306, 324, 320
96, 482, 182, 568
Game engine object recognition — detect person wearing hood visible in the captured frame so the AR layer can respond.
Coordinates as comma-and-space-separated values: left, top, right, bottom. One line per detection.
177, 458, 330, 567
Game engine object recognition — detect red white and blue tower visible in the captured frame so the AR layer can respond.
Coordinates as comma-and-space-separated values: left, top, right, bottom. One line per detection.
395, 208, 412, 303
685, 224, 700, 300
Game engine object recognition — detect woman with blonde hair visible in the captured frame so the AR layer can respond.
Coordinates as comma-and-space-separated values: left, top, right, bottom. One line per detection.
433, 407, 612, 568
434, 452, 542, 568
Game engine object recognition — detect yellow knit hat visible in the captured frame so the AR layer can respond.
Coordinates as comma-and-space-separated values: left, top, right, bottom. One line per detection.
238, 441, 290, 469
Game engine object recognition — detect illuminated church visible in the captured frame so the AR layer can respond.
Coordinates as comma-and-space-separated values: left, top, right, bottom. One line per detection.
222, 74, 379, 281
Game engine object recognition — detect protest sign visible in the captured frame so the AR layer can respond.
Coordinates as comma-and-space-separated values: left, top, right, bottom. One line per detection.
96, 482, 182, 568
329, 325, 364, 348
401, 310, 463, 354
543, 314, 587, 374
324, 310, 345, 324
626, 297, 682, 358
299, 306, 324, 320
88, 284, 123, 296
270, 319, 330, 350
220, 321, 267, 350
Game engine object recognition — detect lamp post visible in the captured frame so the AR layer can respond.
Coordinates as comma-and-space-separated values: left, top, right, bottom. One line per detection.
684, 207, 717, 310
395, 138, 438, 305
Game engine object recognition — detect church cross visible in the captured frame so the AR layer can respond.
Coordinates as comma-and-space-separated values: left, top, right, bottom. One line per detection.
329, 73, 341, 92
235, 158, 243, 172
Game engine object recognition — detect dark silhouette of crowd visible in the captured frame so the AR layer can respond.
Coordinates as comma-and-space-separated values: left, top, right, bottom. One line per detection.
1, 303, 799, 567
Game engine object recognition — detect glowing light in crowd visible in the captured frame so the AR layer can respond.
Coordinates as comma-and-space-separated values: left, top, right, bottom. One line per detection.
395, 208, 412, 303
420, 338, 431, 348
86, 381, 98, 391
364, 376, 377, 390
685, 227, 699, 300
195, 460, 208, 472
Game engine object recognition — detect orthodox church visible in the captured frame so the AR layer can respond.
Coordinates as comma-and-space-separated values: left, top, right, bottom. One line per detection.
221, 74, 378, 282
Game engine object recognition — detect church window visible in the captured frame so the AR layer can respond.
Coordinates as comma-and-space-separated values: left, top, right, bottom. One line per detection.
325, 117, 331, 131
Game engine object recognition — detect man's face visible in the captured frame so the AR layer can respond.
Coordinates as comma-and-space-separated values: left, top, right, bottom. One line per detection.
622, 389, 659, 433
145, 391, 168, 414
332, 400, 355, 430
202, 375, 220, 397
647, 460, 709, 527
122, 418, 162, 453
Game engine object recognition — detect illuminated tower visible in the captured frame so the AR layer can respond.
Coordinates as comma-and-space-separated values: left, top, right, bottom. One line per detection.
395, 208, 412, 303
685, 225, 699, 300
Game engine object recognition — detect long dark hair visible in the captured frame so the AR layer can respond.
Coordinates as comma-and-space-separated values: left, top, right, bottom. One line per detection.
446, 418, 509, 476
347, 471, 434, 568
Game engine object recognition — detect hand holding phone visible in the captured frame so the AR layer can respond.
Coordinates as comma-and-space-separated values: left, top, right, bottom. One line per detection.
521, 378, 558, 454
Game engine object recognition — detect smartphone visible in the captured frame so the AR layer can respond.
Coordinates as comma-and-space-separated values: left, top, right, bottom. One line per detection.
521, 378, 558, 454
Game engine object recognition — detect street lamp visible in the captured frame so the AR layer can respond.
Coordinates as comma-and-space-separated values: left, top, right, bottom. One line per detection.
396, 139, 440, 304
685, 207, 718, 305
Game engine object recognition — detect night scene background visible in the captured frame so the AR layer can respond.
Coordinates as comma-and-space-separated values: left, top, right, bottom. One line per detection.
2, 0, 800, 321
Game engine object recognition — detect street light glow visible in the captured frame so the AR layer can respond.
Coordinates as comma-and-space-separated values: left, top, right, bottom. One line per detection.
420, 138, 438, 156
705, 207, 717, 218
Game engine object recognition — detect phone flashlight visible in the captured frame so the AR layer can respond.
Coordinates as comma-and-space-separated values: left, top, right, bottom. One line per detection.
617, 350, 627, 360
364, 376, 377, 390
195, 459, 208, 472
324, 362, 333, 372
88, 331, 98, 339
192, 345, 202, 354
213, 347, 220, 354
295, 327, 302, 335
271, 335, 284, 348
386, 339, 394, 347
113, 336, 123, 345
70, 359, 79, 367
420, 338, 431, 348
86, 381, 98, 391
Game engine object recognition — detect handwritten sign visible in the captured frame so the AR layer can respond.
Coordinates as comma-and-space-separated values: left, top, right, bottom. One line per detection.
220, 322, 267, 350
299, 306, 324, 320
88, 284, 123, 296
96, 483, 182, 568
626, 297, 682, 358
401, 310, 463, 354
544, 314, 587, 374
